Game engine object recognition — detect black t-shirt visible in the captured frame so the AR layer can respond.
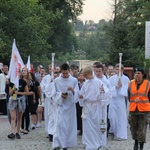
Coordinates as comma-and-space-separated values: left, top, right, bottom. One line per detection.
34, 81, 40, 100
9, 79, 27, 96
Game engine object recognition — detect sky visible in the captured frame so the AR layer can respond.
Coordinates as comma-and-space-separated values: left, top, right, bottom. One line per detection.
78, 0, 113, 23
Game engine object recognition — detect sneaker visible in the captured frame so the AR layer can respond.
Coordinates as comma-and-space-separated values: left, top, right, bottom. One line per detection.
31, 124, 35, 130
36, 123, 41, 128
8, 133, 15, 140
16, 133, 21, 139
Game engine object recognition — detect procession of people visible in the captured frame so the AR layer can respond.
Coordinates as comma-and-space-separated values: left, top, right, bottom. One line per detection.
1, 46, 150, 150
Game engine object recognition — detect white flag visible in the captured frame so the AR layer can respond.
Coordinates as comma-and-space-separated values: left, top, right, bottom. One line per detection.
26, 55, 31, 71
8, 39, 25, 89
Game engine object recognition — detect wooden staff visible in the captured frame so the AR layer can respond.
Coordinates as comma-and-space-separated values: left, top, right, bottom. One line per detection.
51, 53, 55, 81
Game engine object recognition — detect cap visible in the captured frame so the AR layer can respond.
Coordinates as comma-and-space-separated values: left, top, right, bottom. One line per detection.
134, 67, 145, 74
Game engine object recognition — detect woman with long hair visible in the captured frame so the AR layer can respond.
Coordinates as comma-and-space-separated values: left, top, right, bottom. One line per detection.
8, 69, 34, 139
20, 67, 33, 134
29, 72, 42, 129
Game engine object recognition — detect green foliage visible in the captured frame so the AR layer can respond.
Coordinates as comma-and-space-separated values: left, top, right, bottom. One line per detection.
58, 52, 74, 62
2, 0, 149, 68
0, 0, 53, 65
0, 0, 83, 66
39, 0, 84, 59
73, 19, 84, 31
105, 0, 150, 67
76, 20, 110, 62
74, 1, 150, 68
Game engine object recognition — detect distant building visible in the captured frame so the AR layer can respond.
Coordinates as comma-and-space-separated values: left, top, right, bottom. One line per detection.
69, 60, 97, 70
87, 25, 96, 31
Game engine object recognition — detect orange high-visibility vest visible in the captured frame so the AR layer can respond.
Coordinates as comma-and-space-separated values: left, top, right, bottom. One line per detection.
128, 80, 150, 112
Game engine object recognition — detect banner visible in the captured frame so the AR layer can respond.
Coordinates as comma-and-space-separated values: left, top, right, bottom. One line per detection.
8, 39, 25, 89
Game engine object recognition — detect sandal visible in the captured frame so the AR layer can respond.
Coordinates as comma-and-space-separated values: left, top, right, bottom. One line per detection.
20, 129, 24, 133
23, 130, 28, 134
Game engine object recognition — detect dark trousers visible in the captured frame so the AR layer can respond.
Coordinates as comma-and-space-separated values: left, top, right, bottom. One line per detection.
107, 105, 110, 136
76, 102, 82, 133
21, 104, 30, 130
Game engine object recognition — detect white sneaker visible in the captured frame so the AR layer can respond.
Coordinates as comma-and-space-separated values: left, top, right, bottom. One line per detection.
36, 123, 41, 128
30, 124, 36, 130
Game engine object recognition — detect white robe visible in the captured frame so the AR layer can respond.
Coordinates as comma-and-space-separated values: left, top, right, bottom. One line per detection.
0, 73, 6, 99
52, 74, 79, 149
97, 75, 111, 106
45, 82, 56, 135
40, 74, 52, 133
108, 74, 130, 139
79, 77, 109, 150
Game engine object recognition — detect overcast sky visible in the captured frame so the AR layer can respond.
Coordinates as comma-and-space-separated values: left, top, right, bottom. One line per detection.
78, 0, 113, 23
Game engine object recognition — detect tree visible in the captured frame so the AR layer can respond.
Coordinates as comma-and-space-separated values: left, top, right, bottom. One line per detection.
105, 0, 150, 67
76, 19, 110, 61
0, 0, 53, 65
74, 19, 84, 31
0, 0, 84, 65
39, 0, 84, 60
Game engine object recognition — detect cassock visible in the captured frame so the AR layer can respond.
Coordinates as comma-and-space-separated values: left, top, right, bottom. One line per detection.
108, 74, 130, 139
40, 74, 52, 133
52, 74, 79, 149
79, 77, 109, 150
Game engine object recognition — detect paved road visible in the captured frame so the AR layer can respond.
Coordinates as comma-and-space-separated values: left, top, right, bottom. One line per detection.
0, 115, 150, 150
